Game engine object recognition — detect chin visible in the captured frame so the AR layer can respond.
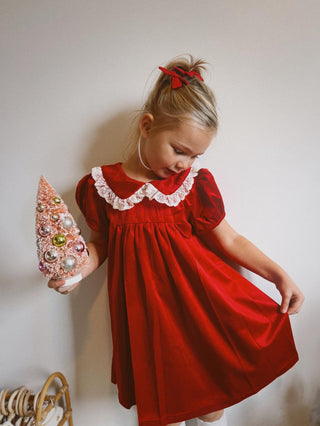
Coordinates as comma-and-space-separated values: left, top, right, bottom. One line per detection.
152, 168, 177, 180
164, 168, 177, 177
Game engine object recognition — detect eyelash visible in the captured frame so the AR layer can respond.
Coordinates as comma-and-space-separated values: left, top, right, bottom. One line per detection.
174, 148, 184, 155
173, 147, 199, 159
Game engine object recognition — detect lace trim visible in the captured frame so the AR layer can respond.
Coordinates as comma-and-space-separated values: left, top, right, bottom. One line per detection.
92, 166, 199, 211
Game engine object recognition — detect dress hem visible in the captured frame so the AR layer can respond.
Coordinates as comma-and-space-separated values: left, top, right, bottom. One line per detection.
115, 353, 298, 425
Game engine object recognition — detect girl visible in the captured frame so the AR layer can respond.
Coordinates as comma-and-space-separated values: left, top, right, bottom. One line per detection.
49, 55, 304, 426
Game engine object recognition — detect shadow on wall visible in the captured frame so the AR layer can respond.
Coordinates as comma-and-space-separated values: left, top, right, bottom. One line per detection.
67, 109, 138, 401
283, 379, 312, 426
82, 107, 139, 172
310, 388, 320, 426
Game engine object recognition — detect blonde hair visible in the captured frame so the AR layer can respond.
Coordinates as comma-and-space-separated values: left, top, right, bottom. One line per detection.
147, 55, 218, 130
125, 54, 218, 157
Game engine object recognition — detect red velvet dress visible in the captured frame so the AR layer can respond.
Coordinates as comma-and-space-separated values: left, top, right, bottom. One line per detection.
76, 163, 298, 426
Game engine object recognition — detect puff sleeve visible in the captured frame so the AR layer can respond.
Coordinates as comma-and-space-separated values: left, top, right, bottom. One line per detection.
76, 173, 109, 234
189, 168, 225, 234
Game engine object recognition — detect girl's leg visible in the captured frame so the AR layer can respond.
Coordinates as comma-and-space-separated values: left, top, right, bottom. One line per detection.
198, 409, 224, 422
197, 409, 226, 424
167, 409, 225, 425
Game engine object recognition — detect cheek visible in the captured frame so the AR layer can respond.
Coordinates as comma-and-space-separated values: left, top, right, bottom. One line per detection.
162, 148, 176, 164
153, 145, 170, 161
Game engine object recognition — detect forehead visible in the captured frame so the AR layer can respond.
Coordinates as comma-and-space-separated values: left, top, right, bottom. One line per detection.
170, 120, 214, 151
176, 119, 215, 136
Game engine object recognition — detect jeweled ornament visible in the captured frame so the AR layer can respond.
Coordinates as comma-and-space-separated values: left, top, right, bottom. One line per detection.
36, 175, 88, 280
62, 217, 73, 229
74, 226, 81, 235
62, 256, 76, 271
39, 225, 51, 236
45, 250, 58, 262
74, 241, 85, 253
53, 234, 66, 247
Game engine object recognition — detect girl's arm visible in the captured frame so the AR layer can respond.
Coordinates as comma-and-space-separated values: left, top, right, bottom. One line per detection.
48, 230, 108, 294
201, 219, 305, 315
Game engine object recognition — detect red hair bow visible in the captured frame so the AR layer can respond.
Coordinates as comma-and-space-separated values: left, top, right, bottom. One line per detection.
159, 66, 204, 89
174, 66, 204, 82
159, 66, 189, 89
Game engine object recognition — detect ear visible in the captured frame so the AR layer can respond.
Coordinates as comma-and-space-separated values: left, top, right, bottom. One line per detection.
139, 113, 154, 138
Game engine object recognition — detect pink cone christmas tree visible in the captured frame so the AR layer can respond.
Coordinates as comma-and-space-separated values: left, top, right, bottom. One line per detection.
36, 176, 88, 280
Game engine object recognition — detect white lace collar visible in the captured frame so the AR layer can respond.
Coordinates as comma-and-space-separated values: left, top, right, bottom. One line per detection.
91, 165, 199, 211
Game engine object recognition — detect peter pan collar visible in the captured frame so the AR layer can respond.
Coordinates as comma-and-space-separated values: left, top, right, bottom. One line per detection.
91, 162, 199, 211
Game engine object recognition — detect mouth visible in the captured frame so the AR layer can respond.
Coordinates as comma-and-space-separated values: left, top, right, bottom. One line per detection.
166, 168, 177, 175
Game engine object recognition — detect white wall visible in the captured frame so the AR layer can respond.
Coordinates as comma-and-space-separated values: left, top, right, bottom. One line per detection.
1, 1, 319, 425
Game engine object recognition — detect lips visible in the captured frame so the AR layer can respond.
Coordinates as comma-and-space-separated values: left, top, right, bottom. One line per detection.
166, 168, 177, 175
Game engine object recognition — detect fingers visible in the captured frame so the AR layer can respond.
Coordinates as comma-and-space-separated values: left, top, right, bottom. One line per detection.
48, 278, 65, 289
47, 278, 80, 295
56, 282, 80, 295
287, 292, 305, 315
280, 293, 292, 314
281, 291, 305, 315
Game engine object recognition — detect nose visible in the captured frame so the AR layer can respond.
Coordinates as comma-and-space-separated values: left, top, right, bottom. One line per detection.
176, 159, 192, 171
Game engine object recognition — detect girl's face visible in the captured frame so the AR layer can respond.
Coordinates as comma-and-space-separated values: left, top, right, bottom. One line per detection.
140, 115, 215, 179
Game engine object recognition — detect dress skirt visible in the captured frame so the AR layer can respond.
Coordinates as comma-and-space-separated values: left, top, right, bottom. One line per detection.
76, 163, 298, 425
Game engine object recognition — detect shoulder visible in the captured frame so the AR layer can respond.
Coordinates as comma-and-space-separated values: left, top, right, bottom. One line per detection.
91, 163, 122, 181
76, 163, 119, 200
77, 163, 121, 188
195, 167, 214, 181
193, 167, 220, 190
190, 167, 224, 205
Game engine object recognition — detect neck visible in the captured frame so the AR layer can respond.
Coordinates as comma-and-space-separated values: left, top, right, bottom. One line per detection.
138, 137, 152, 171
122, 152, 158, 182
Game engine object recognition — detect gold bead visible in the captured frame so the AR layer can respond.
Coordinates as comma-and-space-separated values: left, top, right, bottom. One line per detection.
52, 197, 61, 204
52, 234, 66, 247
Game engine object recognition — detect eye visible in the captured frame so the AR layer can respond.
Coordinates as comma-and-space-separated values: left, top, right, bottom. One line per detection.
173, 147, 184, 155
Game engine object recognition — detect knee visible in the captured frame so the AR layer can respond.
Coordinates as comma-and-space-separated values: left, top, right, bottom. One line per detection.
198, 409, 224, 422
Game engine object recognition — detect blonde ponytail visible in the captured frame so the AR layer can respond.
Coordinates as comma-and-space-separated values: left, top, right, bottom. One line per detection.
146, 55, 217, 129
125, 54, 218, 158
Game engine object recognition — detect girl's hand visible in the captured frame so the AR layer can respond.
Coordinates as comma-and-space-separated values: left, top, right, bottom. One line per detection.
275, 276, 305, 315
48, 276, 81, 295
47, 230, 108, 295
206, 220, 305, 316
